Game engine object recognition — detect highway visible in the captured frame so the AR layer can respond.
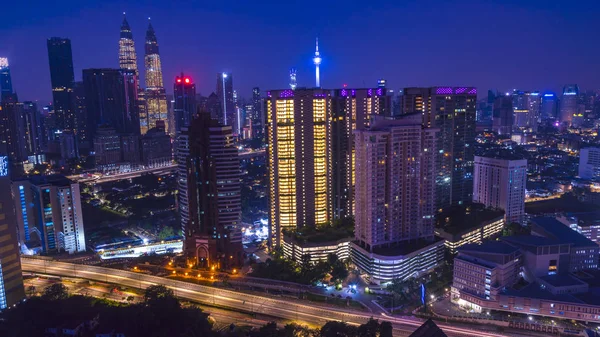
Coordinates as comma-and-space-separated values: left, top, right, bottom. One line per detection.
68, 164, 177, 183
20, 258, 536, 337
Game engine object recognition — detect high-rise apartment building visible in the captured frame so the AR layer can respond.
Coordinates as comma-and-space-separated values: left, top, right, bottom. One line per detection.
174, 74, 197, 132
83, 68, 140, 139
12, 175, 86, 255
560, 85, 579, 124
216, 73, 235, 130
0, 57, 14, 103
47, 37, 76, 131
0, 154, 25, 309
351, 114, 444, 283
144, 21, 168, 132
265, 89, 332, 246
21, 101, 43, 158
473, 155, 527, 223
180, 113, 243, 268
401, 87, 477, 210
0, 100, 27, 166
511, 90, 540, 132
330, 87, 391, 219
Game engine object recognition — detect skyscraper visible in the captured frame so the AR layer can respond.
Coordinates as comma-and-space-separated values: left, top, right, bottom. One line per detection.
181, 113, 243, 268
0, 154, 25, 309
492, 94, 513, 136
560, 84, 579, 124
473, 155, 527, 223
144, 20, 168, 132
21, 101, 43, 158
330, 87, 391, 219
82, 68, 139, 138
0, 99, 28, 173
265, 89, 332, 246
118, 14, 138, 74
251, 87, 262, 139
174, 74, 197, 133
511, 90, 539, 132
541, 92, 558, 120
0, 57, 15, 103
313, 38, 322, 87
47, 37, 76, 131
352, 114, 444, 283
289, 68, 297, 90
12, 175, 86, 255
73, 81, 88, 146
402, 87, 477, 210
216, 72, 234, 129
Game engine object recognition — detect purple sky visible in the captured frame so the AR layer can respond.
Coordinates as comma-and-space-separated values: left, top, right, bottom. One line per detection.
1, 0, 600, 103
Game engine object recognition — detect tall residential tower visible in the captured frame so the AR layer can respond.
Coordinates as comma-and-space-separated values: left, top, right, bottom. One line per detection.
47, 37, 76, 132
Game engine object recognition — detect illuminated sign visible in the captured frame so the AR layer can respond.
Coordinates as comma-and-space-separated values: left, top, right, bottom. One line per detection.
563, 92, 577, 96
0, 156, 8, 177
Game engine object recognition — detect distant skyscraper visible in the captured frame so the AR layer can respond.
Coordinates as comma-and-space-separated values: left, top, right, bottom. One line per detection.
144, 20, 168, 132
251, 87, 262, 139
0, 155, 25, 308
12, 175, 86, 255
265, 89, 332, 246
72, 81, 88, 145
313, 38, 322, 87
21, 101, 43, 157
492, 94, 513, 136
560, 84, 579, 124
216, 73, 234, 130
473, 155, 527, 223
82, 68, 139, 138
181, 113, 243, 268
377, 79, 386, 88
174, 73, 197, 132
0, 99, 28, 173
541, 92, 558, 120
47, 37, 76, 131
0, 57, 15, 102
401, 87, 477, 210
93, 125, 121, 168
511, 90, 539, 132
289, 68, 297, 90
330, 87, 391, 219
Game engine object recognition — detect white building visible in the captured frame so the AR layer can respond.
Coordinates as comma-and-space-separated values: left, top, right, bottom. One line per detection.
12, 175, 86, 254
579, 147, 600, 179
473, 155, 527, 223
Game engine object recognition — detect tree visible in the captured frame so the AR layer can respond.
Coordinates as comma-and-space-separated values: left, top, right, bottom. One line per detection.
357, 318, 379, 337
330, 261, 349, 283
379, 321, 393, 337
158, 226, 175, 240
144, 285, 180, 310
321, 321, 356, 337
42, 283, 69, 301
27, 285, 36, 296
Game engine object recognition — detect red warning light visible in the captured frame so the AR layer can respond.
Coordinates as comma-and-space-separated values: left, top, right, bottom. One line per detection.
184, 78, 190, 84
176, 78, 182, 83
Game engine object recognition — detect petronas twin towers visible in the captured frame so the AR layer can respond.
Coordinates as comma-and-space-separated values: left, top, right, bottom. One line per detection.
119, 14, 168, 135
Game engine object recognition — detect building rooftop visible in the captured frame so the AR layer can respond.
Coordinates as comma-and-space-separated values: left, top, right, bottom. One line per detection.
476, 149, 527, 161
364, 237, 444, 257
17, 174, 73, 187
502, 282, 586, 304
539, 274, 587, 288
408, 319, 448, 337
500, 235, 563, 247
435, 204, 504, 236
531, 217, 597, 248
458, 241, 520, 255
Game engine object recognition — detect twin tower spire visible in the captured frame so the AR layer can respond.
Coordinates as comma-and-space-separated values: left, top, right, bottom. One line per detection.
119, 14, 168, 134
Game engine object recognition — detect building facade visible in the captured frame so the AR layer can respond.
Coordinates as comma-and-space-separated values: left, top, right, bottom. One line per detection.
473, 155, 527, 223
173, 73, 197, 133
12, 175, 86, 255
579, 147, 600, 179
47, 37, 76, 132
216, 73, 235, 131
141, 123, 172, 168
265, 89, 332, 246
560, 85, 579, 125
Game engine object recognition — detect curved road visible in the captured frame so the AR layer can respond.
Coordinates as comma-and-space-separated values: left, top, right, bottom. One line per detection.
20, 258, 528, 337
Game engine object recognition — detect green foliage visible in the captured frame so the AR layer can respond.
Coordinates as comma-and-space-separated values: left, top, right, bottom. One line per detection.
158, 226, 176, 240
42, 283, 69, 301
144, 285, 180, 310
285, 218, 354, 244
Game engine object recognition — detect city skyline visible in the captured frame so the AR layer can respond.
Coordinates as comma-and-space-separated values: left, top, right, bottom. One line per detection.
2, 1, 600, 103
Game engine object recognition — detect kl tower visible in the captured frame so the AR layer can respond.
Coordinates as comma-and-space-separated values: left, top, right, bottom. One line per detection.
313, 38, 322, 87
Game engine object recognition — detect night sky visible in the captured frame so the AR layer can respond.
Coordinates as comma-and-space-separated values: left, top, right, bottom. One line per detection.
1, 0, 600, 103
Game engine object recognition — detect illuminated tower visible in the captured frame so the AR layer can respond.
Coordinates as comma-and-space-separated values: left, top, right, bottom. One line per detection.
144, 18, 168, 132
289, 67, 297, 90
313, 38, 322, 87
119, 13, 138, 73
265, 88, 332, 246
0, 57, 15, 102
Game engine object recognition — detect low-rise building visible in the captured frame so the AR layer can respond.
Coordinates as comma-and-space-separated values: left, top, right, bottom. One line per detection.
434, 204, 505, 253
283, 236, 350, 263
